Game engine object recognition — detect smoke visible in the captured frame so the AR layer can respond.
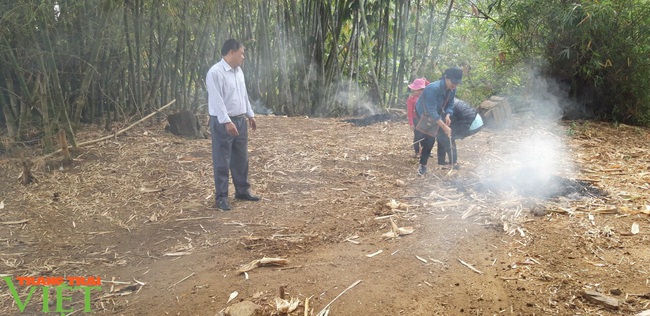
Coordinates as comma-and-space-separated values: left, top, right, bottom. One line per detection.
521, 67, 596, 120
314, 80, 381, 117
475, 69, 577, 198
511, 70, 570, 170
251, 99, 273, 115
525, 74, 567, 120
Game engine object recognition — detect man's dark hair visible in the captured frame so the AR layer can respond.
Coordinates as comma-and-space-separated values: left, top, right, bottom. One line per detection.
444, 67, 463, 84
221, 39, 243, 56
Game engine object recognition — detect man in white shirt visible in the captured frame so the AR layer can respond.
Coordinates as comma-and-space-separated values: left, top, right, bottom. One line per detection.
206, 39, 259, 211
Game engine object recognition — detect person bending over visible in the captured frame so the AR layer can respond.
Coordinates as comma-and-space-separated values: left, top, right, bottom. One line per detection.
414, 67, 463, 176
437, 98, 483, 169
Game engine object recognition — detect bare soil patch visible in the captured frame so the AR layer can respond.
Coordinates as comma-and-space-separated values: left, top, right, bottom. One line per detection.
0, 114, 648, 316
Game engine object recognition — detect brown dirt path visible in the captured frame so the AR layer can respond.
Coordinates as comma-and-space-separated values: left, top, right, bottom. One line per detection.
0, 115, 648, 315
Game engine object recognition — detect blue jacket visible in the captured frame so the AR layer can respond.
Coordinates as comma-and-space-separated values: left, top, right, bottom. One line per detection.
415, 79, 456, 121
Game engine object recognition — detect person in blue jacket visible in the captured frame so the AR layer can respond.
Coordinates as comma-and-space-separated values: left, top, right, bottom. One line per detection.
414, 67, 463, 176
437, 98, 484, 169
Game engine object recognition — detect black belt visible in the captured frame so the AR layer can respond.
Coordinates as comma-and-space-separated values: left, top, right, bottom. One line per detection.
229, 114, 246, 120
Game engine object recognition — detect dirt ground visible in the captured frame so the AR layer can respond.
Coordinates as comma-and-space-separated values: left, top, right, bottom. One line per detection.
0, 112, 649, 316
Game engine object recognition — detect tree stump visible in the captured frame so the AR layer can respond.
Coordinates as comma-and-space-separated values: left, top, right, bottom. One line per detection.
20, 159, 37, 185
166, 111, 205, 139
59, 129, 71, 162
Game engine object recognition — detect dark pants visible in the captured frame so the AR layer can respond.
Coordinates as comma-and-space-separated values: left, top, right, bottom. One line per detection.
414, 129, 435, 166
437, 125, 483, 165
413, 130, 421, 155
210, 115, 250, 200
437, 134, 457, 165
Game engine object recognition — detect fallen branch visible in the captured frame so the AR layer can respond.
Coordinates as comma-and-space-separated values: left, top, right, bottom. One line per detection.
175, 216, 214, 222
223, 221, 270, 227
458, 259, 483, 275
276, 265, 303, 271
168, 272, 194, 290
163, 252, 192, 257
43, 100, 176, 159
316, 280, 362, 316
1, 219, 30, 225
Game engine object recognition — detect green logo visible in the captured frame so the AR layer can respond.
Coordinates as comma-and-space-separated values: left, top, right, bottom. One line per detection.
3, 276, 101, 314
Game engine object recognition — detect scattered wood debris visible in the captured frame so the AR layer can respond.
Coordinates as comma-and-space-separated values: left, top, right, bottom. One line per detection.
415, 255, 428, 264
345, 235, 360, 244
386, 199, 409, 210
236, 257, 289, 274
366, 250, 383, 258
511, 257, 541, 268
101, 277, 144, 299
631, 222, 640, 235
139, 187, 164, 193
163, 251, 192, 257
274, 296, 300, 314
429, 258, 445, 265
1, 112, 649, 316
316, 280, 362, 316
458, 259, 483, 275
168, 272, 195, 290
0, 219, 30, 225
381, 218, 414, 239
227, 291, 238, 304
305, 296, 312, 316
101, 284, 141, 298
582, 290, 619, 310
461, 205, 477, 220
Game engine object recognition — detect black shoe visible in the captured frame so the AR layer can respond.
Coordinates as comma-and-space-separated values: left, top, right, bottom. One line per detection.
235, 193, 260, 201
214, 198, 231, 211
417, 165, 427, 176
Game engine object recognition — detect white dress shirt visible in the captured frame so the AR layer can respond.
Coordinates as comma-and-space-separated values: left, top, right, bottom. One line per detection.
206, 59, 254, 124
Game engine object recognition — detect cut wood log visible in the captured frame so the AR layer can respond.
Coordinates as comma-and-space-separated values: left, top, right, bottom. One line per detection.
166, 110, 205, 139
479, 96, 511, 128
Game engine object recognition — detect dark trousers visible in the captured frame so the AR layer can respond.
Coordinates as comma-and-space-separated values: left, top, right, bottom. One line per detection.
210, 115, 250, 200
413, 130, 421, 155
437, 134, 457, 165
414, 129, 435, 166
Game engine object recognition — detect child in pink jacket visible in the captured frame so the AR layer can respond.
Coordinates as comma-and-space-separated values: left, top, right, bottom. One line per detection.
406, 78, 430, 157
